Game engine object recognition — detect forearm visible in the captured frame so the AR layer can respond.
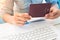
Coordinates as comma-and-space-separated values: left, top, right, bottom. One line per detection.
0, 0, 14, 23
3, 13, 14, 24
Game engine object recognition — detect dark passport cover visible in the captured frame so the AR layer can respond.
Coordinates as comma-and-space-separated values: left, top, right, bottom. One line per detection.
29, 3, 52, 17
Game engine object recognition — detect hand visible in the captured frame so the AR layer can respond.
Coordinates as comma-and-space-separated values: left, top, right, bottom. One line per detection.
45, 6, 60, 19
14, 13, 31, 26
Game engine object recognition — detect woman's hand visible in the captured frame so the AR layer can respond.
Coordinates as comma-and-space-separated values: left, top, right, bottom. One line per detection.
3, 13, 31, 26
45, 6, 60, 19
14, 13, 31, 26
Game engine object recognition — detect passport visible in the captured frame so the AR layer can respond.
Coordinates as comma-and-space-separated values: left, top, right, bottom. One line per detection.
29, 3, 52, 17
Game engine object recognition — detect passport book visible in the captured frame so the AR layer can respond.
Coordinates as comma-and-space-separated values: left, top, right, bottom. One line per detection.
29, 3, 52, 17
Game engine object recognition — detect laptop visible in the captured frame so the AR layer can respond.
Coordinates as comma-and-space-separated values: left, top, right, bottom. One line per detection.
0, 21, 57, 40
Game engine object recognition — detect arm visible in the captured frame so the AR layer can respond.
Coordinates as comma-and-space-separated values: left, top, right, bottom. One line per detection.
0, 0, 14, 23
0, 0, 31, 26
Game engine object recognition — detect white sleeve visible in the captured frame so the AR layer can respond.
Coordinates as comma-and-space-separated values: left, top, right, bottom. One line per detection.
0, 0, 14, 16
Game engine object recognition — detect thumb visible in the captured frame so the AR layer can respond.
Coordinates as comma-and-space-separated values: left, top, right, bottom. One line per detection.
45, 14, 49, 19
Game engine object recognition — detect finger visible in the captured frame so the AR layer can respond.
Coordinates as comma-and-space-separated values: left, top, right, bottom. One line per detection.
22, 13, 29, 17
50, 9, 58, 16
15, 20, 26, 26
14, 13, 29, 17
22, 13, 31, 19
15, 16, 27, 22
47, 13, 60, 19
45, 14, 49, 19
14, 13, 22, 17
16, 13, 31, 20
15, 21, 25, 24
49, 9, 59, 16
49, 10, 58, 17
16, 24, 24, 26
53, 13, 60, 19
50, 7, 53, 12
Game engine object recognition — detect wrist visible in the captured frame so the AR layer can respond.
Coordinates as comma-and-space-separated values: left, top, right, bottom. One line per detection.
3, 14, 15, 24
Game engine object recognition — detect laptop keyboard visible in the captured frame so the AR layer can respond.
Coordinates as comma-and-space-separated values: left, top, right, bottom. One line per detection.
3, 21, 57, 40
2, 22, 57, 40
16, 27, 56, 40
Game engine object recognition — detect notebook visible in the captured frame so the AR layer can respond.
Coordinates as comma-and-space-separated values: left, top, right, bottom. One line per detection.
29, 3, 52, 17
